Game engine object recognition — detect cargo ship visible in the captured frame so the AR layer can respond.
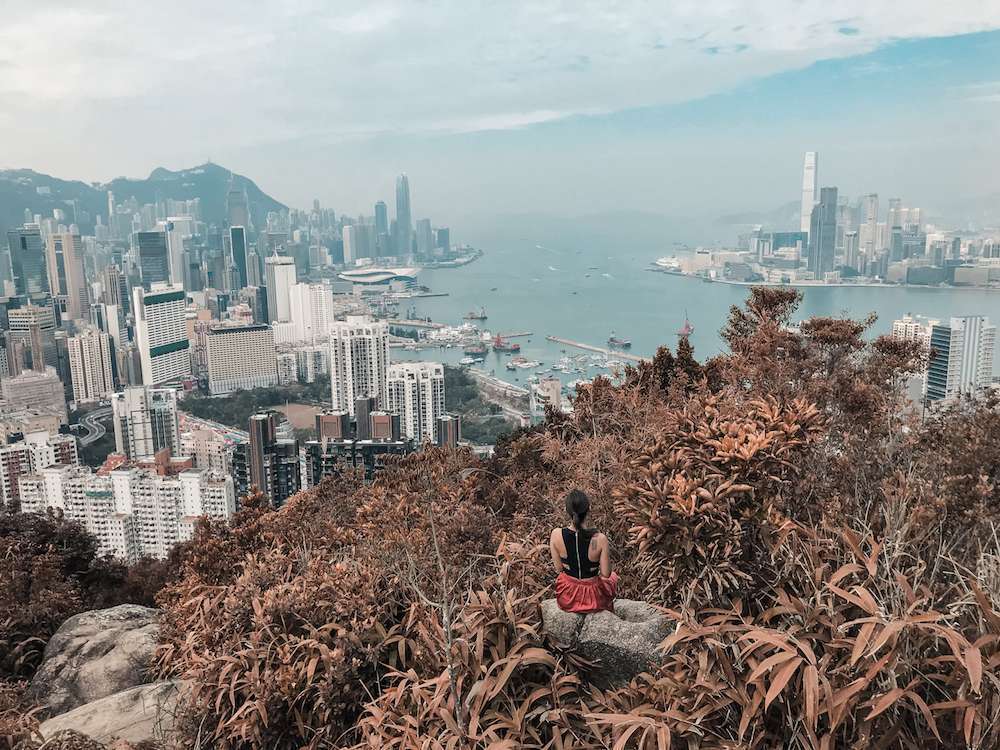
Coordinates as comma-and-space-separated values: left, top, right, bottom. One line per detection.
464, 307, 488, 320
608, 333, 632, 349
463, 342, 488, 357
492, 334, 521, 353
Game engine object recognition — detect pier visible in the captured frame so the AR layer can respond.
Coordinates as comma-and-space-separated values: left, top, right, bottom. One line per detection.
497, 331, 533, 338
545, 335, 647, 363
387, 319, 445, 329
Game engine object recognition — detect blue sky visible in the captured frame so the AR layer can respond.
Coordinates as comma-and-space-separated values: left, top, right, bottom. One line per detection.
2, 2, 998, 228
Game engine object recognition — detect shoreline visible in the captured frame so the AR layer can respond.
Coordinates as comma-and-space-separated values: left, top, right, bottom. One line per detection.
647, 266, 1000, 292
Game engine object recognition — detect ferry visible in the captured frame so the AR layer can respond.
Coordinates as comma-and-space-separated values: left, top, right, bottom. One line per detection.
464, 307, 488, 320
459, 357, 478, 366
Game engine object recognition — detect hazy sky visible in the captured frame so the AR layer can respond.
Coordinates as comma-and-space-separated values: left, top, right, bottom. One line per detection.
2, 2, 999, 226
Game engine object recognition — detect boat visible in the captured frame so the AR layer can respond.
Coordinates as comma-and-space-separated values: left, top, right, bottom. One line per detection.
505, 361, 517, 371
678, 311, 695, 338
459, 357, 477, 365
463, 342, 488, 356
464, 307, 488, 320
608, 334, 632, 349
492, 334, 521, 353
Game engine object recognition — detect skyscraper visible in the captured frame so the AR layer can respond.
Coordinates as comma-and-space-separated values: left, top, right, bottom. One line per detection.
859, 194, 880, 255
227, 180, 250, 229
264, 254, 297, 323
46, 233, 89, 320
800, 152, 818, 234
329, 316, 389, 416
394, 174, 412, 256
134, 231, 171, 289
230, 226, 248, 289
205, 324, 278, 394
133, 283, 190, 385
807, 187, 838, 278
843, 231, 861, 273
7, 226, 50, 301
374, 201, 388, 236
161, 219, 189, 288
415, 219, 434, 257
386, 361, 445, 441
111, 386, 180, 461
925, 317, 996, 403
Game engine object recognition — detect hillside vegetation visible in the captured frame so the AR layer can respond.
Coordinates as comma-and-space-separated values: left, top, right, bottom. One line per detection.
6, 288, 1000, 749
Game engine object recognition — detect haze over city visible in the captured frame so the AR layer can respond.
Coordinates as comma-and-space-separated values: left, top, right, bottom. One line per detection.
2, 2, 999, 227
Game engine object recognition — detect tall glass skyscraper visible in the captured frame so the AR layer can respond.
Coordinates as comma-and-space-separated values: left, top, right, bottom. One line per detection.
394, 174, 412, 256
7, 227, 50, 300
230, 226, 248, 289
134, 231, 170, 289
807, 186, 838, 277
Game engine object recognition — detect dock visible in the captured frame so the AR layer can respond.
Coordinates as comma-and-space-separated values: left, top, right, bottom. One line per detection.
497, 331, 533, 338
386, 319, 445, 329
545, 335, 647, 363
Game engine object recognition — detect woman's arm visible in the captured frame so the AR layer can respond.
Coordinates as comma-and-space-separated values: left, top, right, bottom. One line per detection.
598, 534, 612, 578
549, 528, 564, 574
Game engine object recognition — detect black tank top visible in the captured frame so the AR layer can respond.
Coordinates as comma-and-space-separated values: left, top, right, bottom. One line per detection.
560, 528, 600, 579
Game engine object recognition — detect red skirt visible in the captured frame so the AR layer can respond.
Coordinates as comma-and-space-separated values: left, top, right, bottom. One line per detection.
555, 572, 619, 614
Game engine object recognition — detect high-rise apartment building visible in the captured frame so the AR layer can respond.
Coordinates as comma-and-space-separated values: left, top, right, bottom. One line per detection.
891, 314, 936, 346
111, 386, 180, 461
386, 361, 445, 441
233, 412, 301, 506
289, 282, 334, 343
67, 327, 115, 404
134, 283, 190, 385
0, 430, 77, 510
179, 428, 232, 473
807, 187, 838, 278
437, 415, 462, 447
925, 316, 996, 403
46, 233, 89, 320
800, 152, 818, 234
329, 316, 389, 416
205, 324, 277, 394
394, 174, 412, 255
0, 368, 67, 420
264, 254, 297, 323
134, 231, 171, 289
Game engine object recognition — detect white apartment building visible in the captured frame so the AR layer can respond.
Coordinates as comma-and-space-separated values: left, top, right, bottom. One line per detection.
67, 327, 115, 404
19, 464, 234, 562
891, 314, 937, 346
289, 282, 334, 343
329, 316, 389, 416
134, 283, 191, 385
265, 255, 297, 323
295, 345, 329, 383
0, 431, 78, 509
111, 386, 180, 461
386, 362, 445, 441
180, 428, 232, 473
205, 324, 277, 394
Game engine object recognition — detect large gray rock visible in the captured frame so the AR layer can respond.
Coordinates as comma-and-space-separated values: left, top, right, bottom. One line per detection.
30, 604, 161, 716
38, 680, 186, 745
541, 598, 672, 688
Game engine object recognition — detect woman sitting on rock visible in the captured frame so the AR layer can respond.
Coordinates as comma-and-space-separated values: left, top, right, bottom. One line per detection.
549, 489, 618, 613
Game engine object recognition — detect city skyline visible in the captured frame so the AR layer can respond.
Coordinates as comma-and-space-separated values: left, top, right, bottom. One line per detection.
1, 5, 998, 224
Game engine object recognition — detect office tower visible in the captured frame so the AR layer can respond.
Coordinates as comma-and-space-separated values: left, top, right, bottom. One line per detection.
0, 368, 67, 420
343, 225, 356, 265
859, 194, 880, 255
7, 226, 50, 300
887, 198, 903, 231
111, 386, 179, 461
67, 327, 115, 404
329, 316, 390, 416
890, 227, 904, 262
435, 227, 450, 251
0, 431, 78, 510
843, 231, 861, 272
264, 254, 297, 323
46, 233, 89, 320
807, 187, 838, 277
374, 200, 389, 255
103, 264, 126, 308
133, 283, 190, 385
233, 412, 301, 506
245, 249, 262, 287
800, 152, 818, 233
925, 317, 996, 403
7, 302, 58, 370
415, 219, 434, 256
437, 415, 462, 447
386, 361, 445, 442
205, 324, 277, 394
230, 226, 248, 289
354, 396, 376, 440
134, 231, 171, 289
227, 180, 250, 229
395, 173, 412, 255
159, 219, 188, 287
289, 282, 334, 343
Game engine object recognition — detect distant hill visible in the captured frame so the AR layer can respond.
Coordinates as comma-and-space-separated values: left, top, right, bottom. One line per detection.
0, 162, 286, 238
716, 200, 801, 231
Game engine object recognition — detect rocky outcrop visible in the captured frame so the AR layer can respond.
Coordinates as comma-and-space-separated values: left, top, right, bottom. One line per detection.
541, 599, 672, 688
30, 605, 161, 716
38, 680, 186, 745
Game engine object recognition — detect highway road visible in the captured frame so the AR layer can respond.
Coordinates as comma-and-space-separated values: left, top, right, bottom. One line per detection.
77, 406, 112, 446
